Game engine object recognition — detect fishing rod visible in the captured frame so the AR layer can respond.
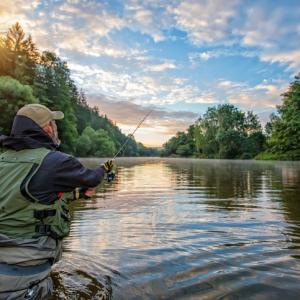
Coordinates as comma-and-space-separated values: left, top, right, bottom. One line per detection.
106, 109, 153, 182
113, 109, 153, 159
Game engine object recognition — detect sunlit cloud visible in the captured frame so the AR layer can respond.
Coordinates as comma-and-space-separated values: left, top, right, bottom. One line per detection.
1, 0, 300, 146
217, 79, 288, 109
236, 4, 300, 71
260, 50, 300, 72
145, 62, 177, 72
87, 95, 199, 146
0, 0, 40, 32
189, 48, 258, 64
218, 80, 247, 89
123, 0, 173, 42
174, 0, 240, 45
57, 1, 125, 37
69, 62, 218, 106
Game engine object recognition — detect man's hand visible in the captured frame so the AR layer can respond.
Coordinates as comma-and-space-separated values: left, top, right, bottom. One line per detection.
102, 160, 114, 173
74, 187, 97, 200
84, 187, 97, 198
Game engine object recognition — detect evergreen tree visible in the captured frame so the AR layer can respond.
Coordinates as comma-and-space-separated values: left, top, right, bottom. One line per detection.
0, 23, 160, 157
34, 51, 78, 153
2, 23, 39, 84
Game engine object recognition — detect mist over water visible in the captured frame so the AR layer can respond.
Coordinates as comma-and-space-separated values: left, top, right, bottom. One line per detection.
51, 158, 300, 299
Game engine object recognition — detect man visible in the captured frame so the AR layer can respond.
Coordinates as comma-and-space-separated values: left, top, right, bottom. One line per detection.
0, 104, 114, 299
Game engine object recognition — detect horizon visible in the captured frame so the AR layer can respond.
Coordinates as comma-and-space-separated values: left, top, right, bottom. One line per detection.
1, 0, 300, 147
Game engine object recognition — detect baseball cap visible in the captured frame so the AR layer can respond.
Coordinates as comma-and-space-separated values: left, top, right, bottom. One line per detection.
17, 104, 64, 127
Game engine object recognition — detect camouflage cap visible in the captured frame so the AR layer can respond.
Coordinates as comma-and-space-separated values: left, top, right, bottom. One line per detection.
17, 104, 64, 128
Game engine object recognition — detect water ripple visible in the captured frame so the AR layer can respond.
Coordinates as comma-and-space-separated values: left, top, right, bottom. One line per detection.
52, 158, 300, 299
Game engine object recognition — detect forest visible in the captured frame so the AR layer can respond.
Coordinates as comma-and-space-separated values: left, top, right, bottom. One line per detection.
0, 23, 158, 157
161, 78, 300, 160
1, 23, 299, 160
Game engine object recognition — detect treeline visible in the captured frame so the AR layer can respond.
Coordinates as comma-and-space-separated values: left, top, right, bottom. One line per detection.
162, 76, 300, 160
0, 23, 158, 157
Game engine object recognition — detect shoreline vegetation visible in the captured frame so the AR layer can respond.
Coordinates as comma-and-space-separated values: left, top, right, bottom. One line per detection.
161, 79, 300, 160
1, 23, 299, 160
160, 83, 300, 161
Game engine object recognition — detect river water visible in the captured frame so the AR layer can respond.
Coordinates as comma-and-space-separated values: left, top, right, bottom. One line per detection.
51, 158, 300, 299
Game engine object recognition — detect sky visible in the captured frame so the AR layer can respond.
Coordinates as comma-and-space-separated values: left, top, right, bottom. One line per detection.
1, 0, 300, 147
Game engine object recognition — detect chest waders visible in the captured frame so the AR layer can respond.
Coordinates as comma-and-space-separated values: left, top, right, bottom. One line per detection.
0, 148, 71, 240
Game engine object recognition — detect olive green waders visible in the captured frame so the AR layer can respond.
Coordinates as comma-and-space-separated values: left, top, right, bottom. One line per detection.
0, 148, 71, 299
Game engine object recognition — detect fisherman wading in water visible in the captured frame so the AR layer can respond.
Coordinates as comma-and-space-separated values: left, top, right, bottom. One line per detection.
0, 104, 114, 299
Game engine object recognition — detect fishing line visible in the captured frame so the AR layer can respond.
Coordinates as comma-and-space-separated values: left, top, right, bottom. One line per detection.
105, 109, 153, 182
113, 109, 153, 160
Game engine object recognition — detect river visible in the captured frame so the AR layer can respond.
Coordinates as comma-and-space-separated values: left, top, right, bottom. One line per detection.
51, 157, 300, 299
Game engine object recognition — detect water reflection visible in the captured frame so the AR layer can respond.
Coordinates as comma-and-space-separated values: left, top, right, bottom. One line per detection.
52, 158, 300, 299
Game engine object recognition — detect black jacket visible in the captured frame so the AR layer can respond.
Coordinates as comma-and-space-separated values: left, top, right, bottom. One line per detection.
0, 116, 105, 204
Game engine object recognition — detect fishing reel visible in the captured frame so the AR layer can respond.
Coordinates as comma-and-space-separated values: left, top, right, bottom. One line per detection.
106, 170, 115, 182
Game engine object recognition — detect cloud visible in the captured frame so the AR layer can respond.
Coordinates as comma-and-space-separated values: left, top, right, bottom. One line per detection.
123, 1, 173, 42
217, 79, 288, 109
56, 30, 141, 59
87, 94, 199, 145
145, 62, 177, 72
218, 80, 246, 88
49, 2, 146, 59
2, 0, 299, 145
58, 1, 125, 37
68, 62, 219, 106
238, 6, 289, 49
256, 111, 274, 127
174, 0, 239, 45
198, 52, 211, 61
189, 48, 259, 66
260, 50, 300, 72
184, 3, 300, 72
236, 4, 300, 72
1, 0, 139, 59
0, 0, 41, 32
0, 1, 52, 50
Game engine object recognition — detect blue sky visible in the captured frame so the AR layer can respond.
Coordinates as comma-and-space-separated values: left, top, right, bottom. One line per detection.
1, 0, 300, 146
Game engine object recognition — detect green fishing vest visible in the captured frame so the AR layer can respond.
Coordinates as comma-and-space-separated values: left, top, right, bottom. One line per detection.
0, 148, 70, 239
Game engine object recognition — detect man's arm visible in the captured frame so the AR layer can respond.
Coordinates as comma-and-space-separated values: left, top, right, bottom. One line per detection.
54, 153, 105, 189
28, 151, 106, 204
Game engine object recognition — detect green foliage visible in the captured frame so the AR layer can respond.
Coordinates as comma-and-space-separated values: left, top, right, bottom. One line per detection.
163, 79, 300, 160
34, 51, 78, 153
255, 151, 300, 161
137, 143, 160, 156
162, 104, 266, 159
76, 127, 116, 157
0, 76, 38, 134
264, 75, 300, 160
0, 22, 39, 85
162, 126, 195, 157
0, 23, 154, 157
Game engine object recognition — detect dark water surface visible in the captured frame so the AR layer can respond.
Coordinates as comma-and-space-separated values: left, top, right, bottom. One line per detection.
51, 158, 300, 299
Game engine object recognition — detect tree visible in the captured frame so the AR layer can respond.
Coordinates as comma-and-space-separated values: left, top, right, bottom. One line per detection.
0, 76, 38, 134
0, 23, 151, 157
266, 75, 300, 159
76, 127, 116, 157
1, 23, 39, 84
34, 51, 78, 153
161, 129, 194, 157
163, 104, 266, 159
